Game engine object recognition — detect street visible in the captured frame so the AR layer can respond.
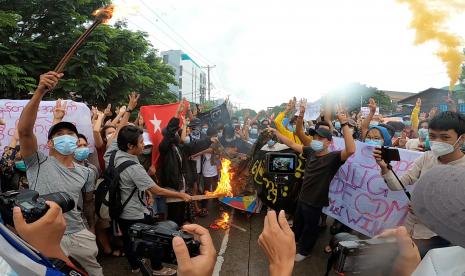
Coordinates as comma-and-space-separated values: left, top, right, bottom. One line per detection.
99, 201, 336, 276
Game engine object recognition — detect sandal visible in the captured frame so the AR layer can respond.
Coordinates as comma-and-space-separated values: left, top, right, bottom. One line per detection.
152, 267, 177, 276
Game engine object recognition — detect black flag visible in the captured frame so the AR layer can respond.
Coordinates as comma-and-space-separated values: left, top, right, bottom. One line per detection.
197, 102, 230, 128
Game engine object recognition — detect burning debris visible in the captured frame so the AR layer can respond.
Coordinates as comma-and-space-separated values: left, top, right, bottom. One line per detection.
210, 212, 231, 230
206, 159, 234, 198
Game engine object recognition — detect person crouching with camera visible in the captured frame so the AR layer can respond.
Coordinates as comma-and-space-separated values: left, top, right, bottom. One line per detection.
104, 123, 191, 275
373, 111, 465, 257
268, 109, 356, 262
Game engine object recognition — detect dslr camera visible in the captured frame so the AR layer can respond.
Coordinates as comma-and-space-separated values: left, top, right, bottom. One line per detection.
334, 238, 398, 275
0, 190, 75, 226
265, 152, 297, 175
129, 221, 200, 265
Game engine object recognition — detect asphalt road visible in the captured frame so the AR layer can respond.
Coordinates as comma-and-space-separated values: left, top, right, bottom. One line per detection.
99, 200, 337, 276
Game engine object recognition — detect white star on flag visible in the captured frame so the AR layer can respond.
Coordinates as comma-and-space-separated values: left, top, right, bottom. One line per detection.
150, 113, 162, 133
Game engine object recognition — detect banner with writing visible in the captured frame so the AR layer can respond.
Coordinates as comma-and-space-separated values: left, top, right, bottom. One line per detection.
0, 100, 94, 155
294, 101, 321, 121
360, 106, 379, 117
250, 147, 306, 213
323, 138, 423, 237
197, 102, 230, 128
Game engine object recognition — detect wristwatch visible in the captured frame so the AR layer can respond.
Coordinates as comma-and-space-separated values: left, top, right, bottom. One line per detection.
126, 109, 133, 113
340, 122, 349, 128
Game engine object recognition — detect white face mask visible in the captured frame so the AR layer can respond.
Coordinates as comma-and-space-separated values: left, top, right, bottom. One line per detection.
430, 137, 462, 157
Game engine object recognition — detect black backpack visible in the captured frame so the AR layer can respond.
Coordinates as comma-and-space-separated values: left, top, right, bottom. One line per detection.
95, 151, 137, 221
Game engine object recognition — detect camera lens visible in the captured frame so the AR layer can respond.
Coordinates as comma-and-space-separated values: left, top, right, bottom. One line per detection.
40, 192, 75, 213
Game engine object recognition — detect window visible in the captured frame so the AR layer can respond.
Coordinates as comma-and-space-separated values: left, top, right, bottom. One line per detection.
459, 103, 465, 113
163, 55, 169, 63
439, 104, 448, 112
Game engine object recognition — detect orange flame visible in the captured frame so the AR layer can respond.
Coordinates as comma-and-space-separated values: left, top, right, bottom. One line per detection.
92, 4, 115, 24
206, 159, 233, 198
210, 212, 230, 230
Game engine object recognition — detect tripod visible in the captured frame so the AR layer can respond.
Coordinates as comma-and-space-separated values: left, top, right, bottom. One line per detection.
386, 162, 411, 200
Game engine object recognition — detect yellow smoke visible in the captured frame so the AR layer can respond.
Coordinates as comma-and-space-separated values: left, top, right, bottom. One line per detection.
399, 0, 464, 91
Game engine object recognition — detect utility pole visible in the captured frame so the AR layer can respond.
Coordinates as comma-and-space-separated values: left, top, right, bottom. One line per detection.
202, 65, 216, 101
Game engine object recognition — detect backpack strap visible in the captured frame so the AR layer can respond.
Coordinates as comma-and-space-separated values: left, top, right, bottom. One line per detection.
115, 160, 138, 212
109, 150, 117, 168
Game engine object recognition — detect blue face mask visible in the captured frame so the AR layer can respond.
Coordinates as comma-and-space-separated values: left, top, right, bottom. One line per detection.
267, 140, 277, 147
365, 139, 384, 147
310, 140, 325, 152
404, 121, 412, 126
74, 147, 90, 161
334, 122, 341, 130
394, 131, 401, 137
250, 128, 258, 135
52, 135, 78, 156
418, 128, 429, 139
369, 122, 379, 128
202, 128, 208, 135
15, 160, 27, 172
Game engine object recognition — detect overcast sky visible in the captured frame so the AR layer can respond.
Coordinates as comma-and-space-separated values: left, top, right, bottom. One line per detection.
112, 0, 465, 110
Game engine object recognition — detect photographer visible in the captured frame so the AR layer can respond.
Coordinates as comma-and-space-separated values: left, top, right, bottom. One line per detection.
17, 71, 103, 275
373, 111, 465, 257
376, 165, 465, 276
269, 108, 356, 262
0, 201, 85, 275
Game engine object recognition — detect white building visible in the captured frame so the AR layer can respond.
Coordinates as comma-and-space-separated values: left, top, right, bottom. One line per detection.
161, 50, 207, 104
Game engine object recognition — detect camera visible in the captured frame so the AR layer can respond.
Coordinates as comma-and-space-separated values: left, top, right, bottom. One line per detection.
129, 221, 200, 265
334, 238, 398, 275
0, 190, 75, 226
265, 152, 297, 175
380, 146, 400, 164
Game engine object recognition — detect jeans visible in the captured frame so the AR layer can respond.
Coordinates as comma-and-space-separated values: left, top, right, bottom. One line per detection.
414, 236, 451, 258
118, 215, 163, 271
201, 175, 218, 209
293, 201, 322, 256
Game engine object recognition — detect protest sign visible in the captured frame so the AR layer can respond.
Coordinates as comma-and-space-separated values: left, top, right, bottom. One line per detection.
360, 106, 379, 117
198, 102, 230, 128
294, 101, 321, 121
0, 100, 94, 155
323, 138, 423, 237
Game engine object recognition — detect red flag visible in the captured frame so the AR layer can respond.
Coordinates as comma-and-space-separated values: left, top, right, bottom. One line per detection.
140, 100, 189, 167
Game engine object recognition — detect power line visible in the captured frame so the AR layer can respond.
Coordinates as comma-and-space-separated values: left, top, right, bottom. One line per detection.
137, 0, 214, 65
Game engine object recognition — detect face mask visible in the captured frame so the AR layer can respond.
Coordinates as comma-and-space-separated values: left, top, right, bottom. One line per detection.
53, 135, 78, 156
250, 128, 258, 135
418, 128, 429, 140
394, 131, 401, 137
142, 147, 152, 155
218, 132, 223, 138
334, 122, 341, 130
365, 139, 384, 147
430, 138, 461, 157
202, 128, 208, 135
267, 140, 277, 147
288, 125, 295, 132
106, 133, 114, 141
74, 147, 90, 161
369, 122, 379, 128
404, 121, 412, 126
225, 137, 235, 143
15, 160, 27, 172
310, 140, 325, 152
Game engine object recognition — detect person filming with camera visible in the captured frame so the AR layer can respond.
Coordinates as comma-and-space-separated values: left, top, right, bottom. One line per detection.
373, 111, 465, 257
268, 106, 356, 262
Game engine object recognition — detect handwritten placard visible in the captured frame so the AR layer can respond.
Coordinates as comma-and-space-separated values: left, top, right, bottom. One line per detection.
294, 101, 321, 121
323, 138, 423, 237
360, 106, 380, 117
0, 100, 94, 155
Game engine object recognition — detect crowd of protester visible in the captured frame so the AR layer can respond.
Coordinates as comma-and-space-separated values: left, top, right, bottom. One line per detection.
0, 71, 464, 276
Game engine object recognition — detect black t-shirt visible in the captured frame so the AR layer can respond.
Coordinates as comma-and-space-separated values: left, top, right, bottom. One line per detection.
299, 147, 344, 207
219, 137, 251, 154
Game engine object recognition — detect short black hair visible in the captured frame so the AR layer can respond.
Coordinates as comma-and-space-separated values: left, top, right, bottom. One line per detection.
429, 111, 465, 136
207, 127, 218, 137
316, 121, 331, 129
117, 125, 143, 152
77, 133, 88, 143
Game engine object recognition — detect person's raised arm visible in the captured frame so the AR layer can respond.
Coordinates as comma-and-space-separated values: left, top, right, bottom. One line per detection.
445, 94, 457, 113
7, 129, 19, 149
52, 99, 67, 125
176, 98, 187, 119
18, 71, 63, 158
111, 105, 126, 127
361, 98, 377, 141
268, 127, 303, 153
180, 116, 188, 143
337, 109, 356, 161
296, 99, 312, 146
92, 111, 105, 149
411, 98, 421, 134
107, 92, 139, 145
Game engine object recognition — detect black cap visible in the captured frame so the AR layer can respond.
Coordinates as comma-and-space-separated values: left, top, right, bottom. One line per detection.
223, 125, 235, 138
48, 122, 78, 140
315, 128, 332, 141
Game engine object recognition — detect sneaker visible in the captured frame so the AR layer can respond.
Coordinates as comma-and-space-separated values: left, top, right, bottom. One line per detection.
152, 267, 177, 276
295, 253, 309, 262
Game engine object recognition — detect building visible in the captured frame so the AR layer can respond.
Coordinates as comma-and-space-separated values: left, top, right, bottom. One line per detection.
398, 87, 465, 114
161, 50, 207, 104
380, 90, 416, 104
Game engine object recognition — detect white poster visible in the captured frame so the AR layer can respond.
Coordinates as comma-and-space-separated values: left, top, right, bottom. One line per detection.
294, 101, 321, 121
323, 138, 423, 237
360, 106, 379, 117
0, 100, 94, 155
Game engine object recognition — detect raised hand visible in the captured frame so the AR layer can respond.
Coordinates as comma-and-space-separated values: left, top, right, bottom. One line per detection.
118, 106, 127, 116
368, 98, 377, 114
336, 104, 348, 124
299, 99, 307, 116
37, 71, 63, 93
104, 104, 112, 117
127, 92, 140, 110
416, 98, 421, 107
53, 99, 67, 120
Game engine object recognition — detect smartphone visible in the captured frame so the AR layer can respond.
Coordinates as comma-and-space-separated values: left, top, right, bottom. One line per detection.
381, 147, 400, 163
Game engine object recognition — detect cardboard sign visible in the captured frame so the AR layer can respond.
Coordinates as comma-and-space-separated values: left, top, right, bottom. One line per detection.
0, 100, 94, 155
294, 101, 321, 121
323, 138, 423, 237
360, 107, 380, 117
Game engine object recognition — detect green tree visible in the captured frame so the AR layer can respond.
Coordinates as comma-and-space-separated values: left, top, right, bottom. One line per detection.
0, 0, 176, 106
234, 108, 257, 120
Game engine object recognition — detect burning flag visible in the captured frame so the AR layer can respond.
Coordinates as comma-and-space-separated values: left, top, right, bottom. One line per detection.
210, 212, 230, 230
206, 159, 234, 198
399, 0, 465, 91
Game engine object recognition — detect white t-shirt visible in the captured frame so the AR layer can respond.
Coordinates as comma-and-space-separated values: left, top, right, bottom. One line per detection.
412, 246, 465, 276
202, 153, 218, 178
406, 138, 420, 151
